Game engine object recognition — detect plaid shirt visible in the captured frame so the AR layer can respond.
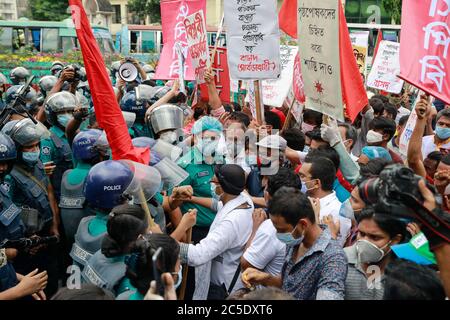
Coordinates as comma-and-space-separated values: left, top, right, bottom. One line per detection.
281, 226, 348, 300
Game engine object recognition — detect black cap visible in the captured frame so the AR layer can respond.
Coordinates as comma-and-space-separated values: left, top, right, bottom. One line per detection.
214, 164, 246, 196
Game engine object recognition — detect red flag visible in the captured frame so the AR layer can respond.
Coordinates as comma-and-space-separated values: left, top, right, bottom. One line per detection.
398, 0, 450, 105
372, 29, 383, 62
338, 4, 369, 122
69, 0, 149, 164
278, 0, 297, 38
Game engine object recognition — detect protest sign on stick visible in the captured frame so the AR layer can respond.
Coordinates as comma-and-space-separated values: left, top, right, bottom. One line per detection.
398, 0, 450, 105
298, 0, 344, 121
367, 40, 404, 94
183, 10, 210, 83
224, 0, 281, 80
155, 0, 206, 80
200, 47, 231, 103
246, 80, 265, 124
350, 31, 370, 82
262, 46, 298, 108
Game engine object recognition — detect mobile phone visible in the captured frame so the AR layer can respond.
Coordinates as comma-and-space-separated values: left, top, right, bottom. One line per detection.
152, 247, 165, 296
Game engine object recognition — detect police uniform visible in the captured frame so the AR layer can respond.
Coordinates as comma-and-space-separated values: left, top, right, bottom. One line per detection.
0, 249, 17, 293
82, 250, 127, 293
149, 193, 166, 233
59, 162, 93, 243
70, 213, 108, 269
40, 126, 74, 201
130, 122, 154, 139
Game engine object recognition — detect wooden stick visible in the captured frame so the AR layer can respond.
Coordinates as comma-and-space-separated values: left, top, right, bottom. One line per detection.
254, 80, 264, 126
210, 14, 225, 67
138, 187, 155, 230
281, 98, 296, 134
178, 227, 193, 300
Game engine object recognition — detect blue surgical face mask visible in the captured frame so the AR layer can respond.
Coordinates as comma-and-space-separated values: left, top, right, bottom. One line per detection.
173, 265, 183, 290
276, 225, 304, 246
435, 126, 450, 140
22, 150, 40, 165
197, 137, 219, 157
57, 114, 72, 128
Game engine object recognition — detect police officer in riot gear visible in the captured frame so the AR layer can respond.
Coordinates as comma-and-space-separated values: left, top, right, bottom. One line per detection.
120, 90, 153, 138
4, 85, 39, 119
0, 132, 26, 295
60, 129, 103, 244
9, 67, 30, 86
0, 73, 9, 110
70, 160, 136, 270
41, 91, 76, 201
1, 118, 60, 296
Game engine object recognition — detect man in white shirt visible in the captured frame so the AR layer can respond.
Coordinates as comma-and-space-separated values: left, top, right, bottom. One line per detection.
239, 168, 302, 288
298, 155, 351, 245
422, 109, 450, 158
179, 164, 254, 300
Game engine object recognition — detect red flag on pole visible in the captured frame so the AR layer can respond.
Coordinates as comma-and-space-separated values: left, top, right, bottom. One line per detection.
68, 0, 149, 164
372, 29, 383, 62
338, 3, 369, 122
278, 0, 297, 38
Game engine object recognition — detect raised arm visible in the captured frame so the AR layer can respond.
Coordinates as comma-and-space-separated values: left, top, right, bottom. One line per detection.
407, 95, 430, 178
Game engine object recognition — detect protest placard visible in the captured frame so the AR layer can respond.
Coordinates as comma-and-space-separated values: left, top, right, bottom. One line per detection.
262, 46, 298, 108
398, 0, 450, 105
183, 10, 210, 83
367, 40, 404, 94
200, 47, 231, 103
154, 0, 206, 80
298, 0, 344, 121
224, 0, 281, 80
246, 80, 265, 122
293, 52, 306, 104
350, 31, 369, 82
399, 99, 419, 156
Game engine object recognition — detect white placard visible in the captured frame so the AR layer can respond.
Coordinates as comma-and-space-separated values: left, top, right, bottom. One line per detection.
367, 40, 404, 94
262, 46, 298, 108
224, 0, 281, 80
298, 0, 344, 121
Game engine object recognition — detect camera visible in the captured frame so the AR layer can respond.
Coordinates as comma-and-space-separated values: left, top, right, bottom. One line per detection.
61, 64, 87, 83
358, 164, 440, 217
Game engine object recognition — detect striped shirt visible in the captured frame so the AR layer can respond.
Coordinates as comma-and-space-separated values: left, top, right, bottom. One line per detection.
344, 245, 385, 300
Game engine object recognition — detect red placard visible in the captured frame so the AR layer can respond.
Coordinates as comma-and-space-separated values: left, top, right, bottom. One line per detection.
154, 0, 206, 81
398, 0, 450, 105
200, 47, 231, 103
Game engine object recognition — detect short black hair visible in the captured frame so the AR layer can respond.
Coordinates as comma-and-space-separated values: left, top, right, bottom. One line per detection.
398, 115, 409, 127
357, 206, 407, 241
383, 103, 398, 120
358, 158, 392, 181
51, 284, 115, 300
369, 97, 385, 115
307, 146, 340, 170
372, 94, 389, 104
427, 151, 443, 163
384, 260, 446, 300
304, 155, 336, 191
338, 122, 357, 148
441, 153, 450, 166
268, 187, 316, 225
303, 109, 323, 126
229, 111, 250, 128
281, 128, 305, 151
266, 167, 302, 196
436, 108, 450, 122
369, 117, 397, 140
305, 127, 325, 143
264, 111, 281, 130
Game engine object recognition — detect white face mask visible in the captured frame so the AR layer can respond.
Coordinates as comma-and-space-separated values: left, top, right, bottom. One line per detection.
366, 130, 384, 144
301, 122, 315, 134
356, 239, 391, 263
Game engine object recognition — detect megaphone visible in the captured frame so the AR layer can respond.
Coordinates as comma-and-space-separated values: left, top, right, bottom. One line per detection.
118, 62, 138, 82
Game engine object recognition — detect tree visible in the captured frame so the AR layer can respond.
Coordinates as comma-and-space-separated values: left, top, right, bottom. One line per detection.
128, 0, 161, 24
28, 0, 70, 21
382, 0, 402, 24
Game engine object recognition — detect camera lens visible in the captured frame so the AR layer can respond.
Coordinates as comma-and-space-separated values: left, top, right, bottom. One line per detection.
358, 177, 380, 205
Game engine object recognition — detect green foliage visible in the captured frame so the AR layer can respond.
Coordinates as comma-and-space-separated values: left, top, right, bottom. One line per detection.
128, 0, 161, 24
382, 0, 402, 24
28, 0, 70, 21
